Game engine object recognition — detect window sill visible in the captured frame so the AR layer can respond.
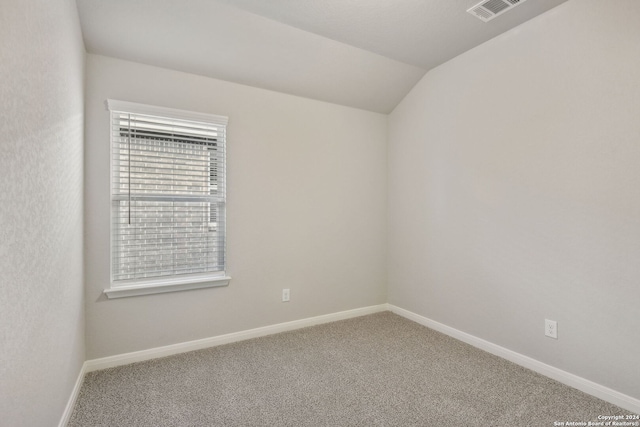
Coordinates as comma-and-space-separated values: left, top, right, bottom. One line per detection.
104, 275, 231, 299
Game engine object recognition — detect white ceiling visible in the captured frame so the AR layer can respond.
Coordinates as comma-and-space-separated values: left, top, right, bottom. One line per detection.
76, 0, 568, 113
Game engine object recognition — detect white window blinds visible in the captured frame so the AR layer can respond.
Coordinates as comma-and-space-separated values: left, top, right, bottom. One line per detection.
108, 100, 227, 284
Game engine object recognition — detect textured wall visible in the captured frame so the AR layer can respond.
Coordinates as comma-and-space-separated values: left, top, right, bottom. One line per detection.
388, 0, 640, 400
0, 0, 85, 425
84, 54, 387, 359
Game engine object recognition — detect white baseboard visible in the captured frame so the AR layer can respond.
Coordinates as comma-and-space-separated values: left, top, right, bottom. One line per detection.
58, 361, 87, 427
85, 304, 388, 373
388, 304, 640, 415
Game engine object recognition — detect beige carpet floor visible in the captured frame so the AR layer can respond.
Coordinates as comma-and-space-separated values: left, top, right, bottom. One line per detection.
69, 312, 633, 426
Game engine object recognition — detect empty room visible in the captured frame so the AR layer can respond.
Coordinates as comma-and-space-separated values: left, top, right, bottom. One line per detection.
1, 0, 639, 425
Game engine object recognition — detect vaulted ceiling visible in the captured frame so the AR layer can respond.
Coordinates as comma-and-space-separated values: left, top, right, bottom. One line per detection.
76, 0, 568, 113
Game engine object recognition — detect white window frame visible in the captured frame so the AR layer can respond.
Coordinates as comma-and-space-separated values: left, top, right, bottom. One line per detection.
104, 100, 230, 299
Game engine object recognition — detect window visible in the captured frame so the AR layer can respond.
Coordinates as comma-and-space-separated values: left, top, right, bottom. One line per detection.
105, 100, 230, 298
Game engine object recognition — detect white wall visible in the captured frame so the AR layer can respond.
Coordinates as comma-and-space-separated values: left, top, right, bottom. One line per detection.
388, 0, 640, 401
0, 0, 85, 425
84, 54, 388, 359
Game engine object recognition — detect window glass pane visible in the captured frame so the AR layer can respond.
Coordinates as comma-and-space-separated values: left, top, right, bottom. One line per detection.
110, 105, 226, 284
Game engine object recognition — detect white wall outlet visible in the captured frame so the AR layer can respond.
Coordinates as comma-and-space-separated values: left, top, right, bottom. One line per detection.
545, 319, 558, 339
282, 288, 290, 302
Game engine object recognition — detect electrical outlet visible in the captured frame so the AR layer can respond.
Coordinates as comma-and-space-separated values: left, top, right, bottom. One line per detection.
545, 319, 558, 339
282, 288, 290, 302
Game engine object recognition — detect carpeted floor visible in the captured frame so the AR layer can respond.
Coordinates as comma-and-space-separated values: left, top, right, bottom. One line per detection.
69, 312, 632, 426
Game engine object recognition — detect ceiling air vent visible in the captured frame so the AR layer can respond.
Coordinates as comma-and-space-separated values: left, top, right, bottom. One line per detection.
467, 0, 529, 22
